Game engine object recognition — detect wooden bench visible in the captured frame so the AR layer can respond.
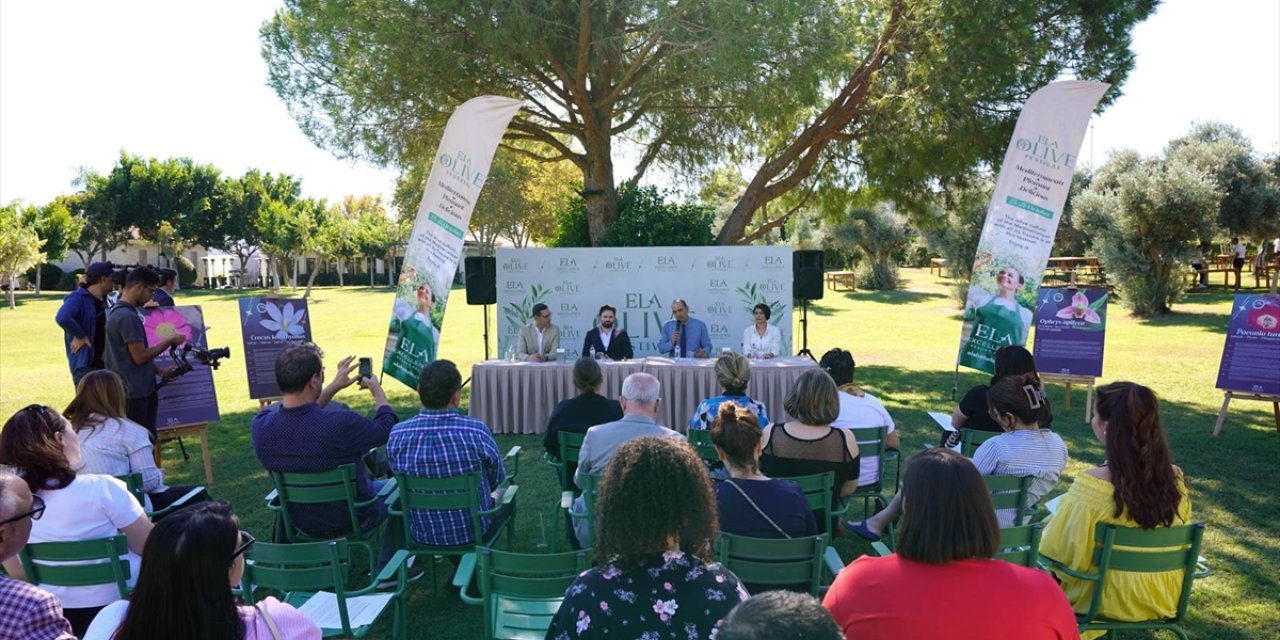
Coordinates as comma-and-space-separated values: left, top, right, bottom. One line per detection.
929, 258, 947, 276
825, 270, 856, 291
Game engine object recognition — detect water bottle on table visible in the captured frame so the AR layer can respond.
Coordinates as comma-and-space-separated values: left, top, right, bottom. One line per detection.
673, 345, 682, 359
589, 346, 597, 361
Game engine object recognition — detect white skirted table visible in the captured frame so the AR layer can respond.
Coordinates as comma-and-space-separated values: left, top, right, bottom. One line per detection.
470, 356, 819, 434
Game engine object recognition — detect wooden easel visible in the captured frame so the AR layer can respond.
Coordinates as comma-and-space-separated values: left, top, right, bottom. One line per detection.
154, 422, 213, 484
258, 396, 282, 408
1038, 373, 1097, 424
1212, 390, 1280, 436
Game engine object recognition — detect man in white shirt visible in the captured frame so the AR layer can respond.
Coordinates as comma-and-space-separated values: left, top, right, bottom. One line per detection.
516, 303, 561, 361
820, 348, 899, 488
1231, 237, 1247, 291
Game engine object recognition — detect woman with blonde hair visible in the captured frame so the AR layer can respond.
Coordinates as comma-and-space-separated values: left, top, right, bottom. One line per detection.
689, 352, 769, 431
64, 370, 207, 513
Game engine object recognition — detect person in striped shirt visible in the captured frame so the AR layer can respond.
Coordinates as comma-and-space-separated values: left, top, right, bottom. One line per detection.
971, 373, 1068, 526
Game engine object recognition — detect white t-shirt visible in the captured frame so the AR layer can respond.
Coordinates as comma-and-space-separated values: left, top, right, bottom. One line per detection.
1234, 242, 1246, 259
30, 474, 146, 608
830, 390, 896, 487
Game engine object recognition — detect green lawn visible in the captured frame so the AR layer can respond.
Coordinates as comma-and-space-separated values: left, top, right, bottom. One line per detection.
1, 270, 1276, 639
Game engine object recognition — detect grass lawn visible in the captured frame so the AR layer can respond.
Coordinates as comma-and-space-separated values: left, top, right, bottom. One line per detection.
1, 269, 1276, 639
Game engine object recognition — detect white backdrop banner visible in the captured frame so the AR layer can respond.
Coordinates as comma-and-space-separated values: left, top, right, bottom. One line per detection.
956, 80, 1109, 373
496, 247, 793, 358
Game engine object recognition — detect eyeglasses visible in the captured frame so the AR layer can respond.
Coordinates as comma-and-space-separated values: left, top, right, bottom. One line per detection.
0, 495, 46, 526
231, 530, 256, 560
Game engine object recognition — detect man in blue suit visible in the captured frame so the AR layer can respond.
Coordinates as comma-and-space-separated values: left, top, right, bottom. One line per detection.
658, 298, 712, 358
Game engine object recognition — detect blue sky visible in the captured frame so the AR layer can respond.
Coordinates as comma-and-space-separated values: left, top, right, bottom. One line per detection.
1, 0, 1276, 209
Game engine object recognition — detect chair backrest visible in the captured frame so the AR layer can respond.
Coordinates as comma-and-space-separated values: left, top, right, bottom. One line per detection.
687, 429, 721, 465
571, 473, 602, 545
557, 431, 586, 465
242, 540, 360, 635
477, 546, 591, 639
960, 429, 999, 457
983, 474, 1034, 526
996, 523, 1043, 567
271, 464, 364, 540
716, 533, 828, 596
851, 426, 888, 487
114, 473, 147, 507
19, 535, 131, 598
1084, 522, 1206, 624
393, 470, 488, 551
778, 472, 836, 526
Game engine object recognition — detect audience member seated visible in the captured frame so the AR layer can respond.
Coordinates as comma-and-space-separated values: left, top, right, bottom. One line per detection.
387, 359, 512, 552
944, 344, 1053, 447
572, 372, 683, 546
712, 402, 816, 539
823, 448, 1079, 638
541, 358, 623, 491
759, 369, 860, 533
717, 591, 843, 640
851, 373, 1067, 539
250, 343, 402, 571
1041, 382, 1191, 638
821, 348, 899, 488
0, 467, 76, 640
82, 501, 320, 640
0, 405, 152, 636
65, 370, 209, 513
546, 437, 748, 639
689, 352, 769, 431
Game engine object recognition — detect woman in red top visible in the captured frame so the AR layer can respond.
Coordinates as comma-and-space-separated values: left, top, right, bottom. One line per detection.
822, 448, 1079, 639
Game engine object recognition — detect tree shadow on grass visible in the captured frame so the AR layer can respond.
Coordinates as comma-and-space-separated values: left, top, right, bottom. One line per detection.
1134, 309, 1231, 335
842, 289, 950, 305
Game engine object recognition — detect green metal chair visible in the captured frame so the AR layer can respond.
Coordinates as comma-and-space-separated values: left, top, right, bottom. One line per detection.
267, 463, 397, 555
778, 472, 849, 535
1042, 521, 1207, 640
564, 473, 600, 549
452, 546, 593, 639
995, 523, 1044, 568
241, 539, 412, 639
983, 474, 1035, 526
546, 432, 585, 551
686, 429, 721, 466
114, 472, 205, 520
388, 454, 520, 593
716, 533, 843, 597
846, 426, 898, 518
960, 428, 999, 457
18, 535, 132, 600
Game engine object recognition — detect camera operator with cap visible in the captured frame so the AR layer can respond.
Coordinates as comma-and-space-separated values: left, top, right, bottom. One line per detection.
105, 267, 185, 438
55, 262, 115, 386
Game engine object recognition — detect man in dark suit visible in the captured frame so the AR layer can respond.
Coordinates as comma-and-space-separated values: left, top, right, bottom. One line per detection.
581, 304, 634, 360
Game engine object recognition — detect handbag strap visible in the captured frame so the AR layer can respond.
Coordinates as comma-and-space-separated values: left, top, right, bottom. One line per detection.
256, 601, 284, 640
725, 479, 791, 539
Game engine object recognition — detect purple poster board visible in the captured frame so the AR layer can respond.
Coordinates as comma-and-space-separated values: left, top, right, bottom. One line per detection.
1215, 295, 1280, 395
238, 297, 312, 399
142, 305, 222, 428
1032, 288, 1108, 377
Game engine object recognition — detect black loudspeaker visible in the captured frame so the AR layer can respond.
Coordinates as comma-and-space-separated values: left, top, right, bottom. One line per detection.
793, 250, 825, 301
464, 256, 497, 305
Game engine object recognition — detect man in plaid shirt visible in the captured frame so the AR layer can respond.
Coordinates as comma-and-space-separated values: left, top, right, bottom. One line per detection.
0, 469, 75, 640
387, 359, 511, 547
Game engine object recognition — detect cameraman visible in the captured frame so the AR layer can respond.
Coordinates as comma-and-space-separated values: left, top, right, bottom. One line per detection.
105, 267, 185, 437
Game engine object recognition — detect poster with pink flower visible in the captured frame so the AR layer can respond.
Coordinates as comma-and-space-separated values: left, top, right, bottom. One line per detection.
1216, 295, 1280, 395
142, 305, 222, 428
237, 297, 312, 399
1032, 287, 1108, 377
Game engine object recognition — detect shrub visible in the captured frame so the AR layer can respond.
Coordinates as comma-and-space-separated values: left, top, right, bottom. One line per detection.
174, 255, 197, 288
24, 264, 65, 290
549, 184, 714, 247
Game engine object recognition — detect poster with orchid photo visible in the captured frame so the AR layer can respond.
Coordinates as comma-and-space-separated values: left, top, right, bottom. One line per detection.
1215, 295, 1280, 396
238, 297, 312, 399
1032, 287, 1108, 377
142, 305, 222, 427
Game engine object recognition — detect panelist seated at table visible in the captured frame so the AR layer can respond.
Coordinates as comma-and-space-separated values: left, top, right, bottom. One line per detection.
515, 302, 561, 361
581, 304, 633, 360
658, 298, 712, 358
742, 303, 781, 358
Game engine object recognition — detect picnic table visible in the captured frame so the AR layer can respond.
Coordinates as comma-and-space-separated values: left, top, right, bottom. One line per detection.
825, 270, 856, 291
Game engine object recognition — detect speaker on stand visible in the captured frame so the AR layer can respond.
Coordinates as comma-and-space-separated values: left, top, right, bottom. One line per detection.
464, 256, 498, 360
793, 250, 824, 360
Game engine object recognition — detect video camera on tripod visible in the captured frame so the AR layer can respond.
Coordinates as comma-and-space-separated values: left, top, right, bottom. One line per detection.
156, 343, 232, 390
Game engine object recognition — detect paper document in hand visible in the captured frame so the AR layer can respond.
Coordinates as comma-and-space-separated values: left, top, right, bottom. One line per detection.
1044, 494, 1064, 515
928, 411, 957, 432
296, 591, 394, 629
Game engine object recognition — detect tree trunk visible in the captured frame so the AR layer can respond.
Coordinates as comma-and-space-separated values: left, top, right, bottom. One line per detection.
303, 267, 320, 299
368, 257, 374, 288
6, 274, 15, 309
582, 115, 619, 246
337, 258, 345, 287
34, 266, 42, 295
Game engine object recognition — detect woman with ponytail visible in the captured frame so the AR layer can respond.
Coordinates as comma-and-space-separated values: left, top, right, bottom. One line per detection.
1040, 382, 1190, 634
711, 402, 816, 540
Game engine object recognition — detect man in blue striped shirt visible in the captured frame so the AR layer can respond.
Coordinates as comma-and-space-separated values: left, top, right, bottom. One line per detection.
387, 359, 510, 547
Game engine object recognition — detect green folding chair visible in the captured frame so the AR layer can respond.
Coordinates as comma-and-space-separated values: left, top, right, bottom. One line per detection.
18, 535, 132, 600
686, 429, 721, 466
1042, 522, 1207, 640
564, 473, 600, 549
777, 472, 848, 535
716, 533, 843, 597
960, 428, 999, 457
267, 463, 397, 556
983, 474, 1035, 526
452, 546, 593, 639
115, 472, 205, 520
241, 539, 412, 639
546, 432, 584, 551
995, 523, 1044, 568
846, 426, 897, 518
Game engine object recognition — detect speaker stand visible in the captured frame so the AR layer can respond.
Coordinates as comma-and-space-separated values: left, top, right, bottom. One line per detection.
482, 304, 492, 360
796, 299, 814, 360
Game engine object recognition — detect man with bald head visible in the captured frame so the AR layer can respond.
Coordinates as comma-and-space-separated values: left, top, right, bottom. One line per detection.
0, 468, 75, 640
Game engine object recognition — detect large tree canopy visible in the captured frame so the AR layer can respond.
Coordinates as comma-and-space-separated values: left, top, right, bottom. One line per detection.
262, 0, 1155, 245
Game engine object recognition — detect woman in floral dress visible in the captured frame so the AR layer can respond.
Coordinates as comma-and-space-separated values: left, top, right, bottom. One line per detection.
546, 437, 749, 639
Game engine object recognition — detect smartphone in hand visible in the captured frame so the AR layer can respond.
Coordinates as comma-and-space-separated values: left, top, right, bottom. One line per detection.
358, 357, 373, 380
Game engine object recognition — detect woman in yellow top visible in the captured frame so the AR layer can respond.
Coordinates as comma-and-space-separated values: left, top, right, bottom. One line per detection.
1040, 381, 1190, 638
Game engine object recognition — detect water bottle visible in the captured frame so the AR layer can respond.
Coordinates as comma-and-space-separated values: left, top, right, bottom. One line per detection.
505, 344, 515, 362
673, 345, 682, 359
589, 346, 597, 361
